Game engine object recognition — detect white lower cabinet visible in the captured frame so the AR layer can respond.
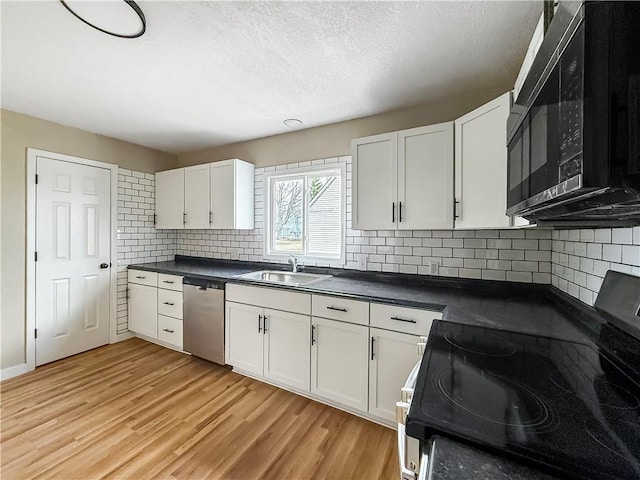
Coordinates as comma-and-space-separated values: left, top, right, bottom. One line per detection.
310, 317, 369, 412
128, 270, 183, 350
226, 301, 311, 392
225, 302, 264, 376
128, 283, 158, 339
369, 328, 420, 422
225, 284, 438, 427
263, 309, 310, 391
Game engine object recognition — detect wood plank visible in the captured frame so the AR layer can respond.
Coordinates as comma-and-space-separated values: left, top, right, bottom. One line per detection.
1, 338, 398, 479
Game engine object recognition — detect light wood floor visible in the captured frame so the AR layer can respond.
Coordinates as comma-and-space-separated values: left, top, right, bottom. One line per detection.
1, 338, 398, 479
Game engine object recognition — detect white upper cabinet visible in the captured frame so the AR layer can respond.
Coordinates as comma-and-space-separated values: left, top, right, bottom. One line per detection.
184, 164, 211, 229
513, 12, 545, 102
352, 133, 397, 230
352, 123, 453, 230
454, 92, 529, 229
398, 123, 454, 230
454, 92, 512, 229
210, 159, 255, 230
155, 158, 254, 230
155, 169, 185, 229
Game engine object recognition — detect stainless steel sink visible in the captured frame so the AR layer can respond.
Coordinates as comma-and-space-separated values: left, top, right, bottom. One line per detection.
237, 270, 331, 286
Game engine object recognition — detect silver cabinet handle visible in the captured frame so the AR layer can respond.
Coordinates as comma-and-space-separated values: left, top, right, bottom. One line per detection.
371, 336, 375, 360
162, 328, 174, 333
183, 212, 187, 225
135, 276, 146, 279
326, 306, 347, 312
209, 211, 213, 224
263, 315, 268, 334
163, 302, 174, 306
162, 280, 174, 284
311, 325, 316, 345
391, 316, 416, 324
258, 314, 262, 333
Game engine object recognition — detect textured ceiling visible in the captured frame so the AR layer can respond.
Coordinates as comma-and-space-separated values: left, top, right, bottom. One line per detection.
1, 1, 541, 153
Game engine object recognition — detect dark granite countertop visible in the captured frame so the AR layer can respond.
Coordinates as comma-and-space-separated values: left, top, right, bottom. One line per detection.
129, 256, 601, 345
428, 436, 558, 480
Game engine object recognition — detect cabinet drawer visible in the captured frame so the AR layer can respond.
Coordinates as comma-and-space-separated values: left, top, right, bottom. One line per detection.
370, 303, 441, 336
158, 289, 183, 319
158, 273, 183, 291
128, 269, 157, 287
311, 295, 369, 326
158, 315, 183, 349
226, 284, 310, 315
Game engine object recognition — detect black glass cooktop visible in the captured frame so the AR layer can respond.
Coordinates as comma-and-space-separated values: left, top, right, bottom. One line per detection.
406, 321, 640, 480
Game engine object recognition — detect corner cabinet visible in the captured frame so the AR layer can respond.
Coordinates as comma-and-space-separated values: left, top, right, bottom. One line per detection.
454, 92, 529, 229
155, 158, 254, 230
352, 123, 454, 230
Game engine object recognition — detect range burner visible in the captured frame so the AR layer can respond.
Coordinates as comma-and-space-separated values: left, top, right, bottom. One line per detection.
585, 418, 640, 470
432, 368, 555, 430
550, 371, 640, 410
444, 331, 516, 356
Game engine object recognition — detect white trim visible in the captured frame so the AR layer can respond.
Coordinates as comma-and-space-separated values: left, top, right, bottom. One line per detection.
1, 363, 30, 381
26, 148, 119, 374
263, 162, 347, 266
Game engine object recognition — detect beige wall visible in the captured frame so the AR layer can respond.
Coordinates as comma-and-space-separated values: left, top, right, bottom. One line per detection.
178, 87, 507, 168
0, 109, 177, 370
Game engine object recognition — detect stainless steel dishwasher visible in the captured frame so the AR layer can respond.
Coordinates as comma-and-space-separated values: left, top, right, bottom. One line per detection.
183, 278, 225, 365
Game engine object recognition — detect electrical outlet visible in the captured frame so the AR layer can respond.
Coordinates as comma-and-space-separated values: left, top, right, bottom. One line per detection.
355, 254, 368, 270
427, 261, 439, 275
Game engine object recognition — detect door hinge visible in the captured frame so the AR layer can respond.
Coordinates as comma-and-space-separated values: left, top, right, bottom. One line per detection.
35, 174, 39, 184
34, 251, 38, 262
34, 328, 38, 339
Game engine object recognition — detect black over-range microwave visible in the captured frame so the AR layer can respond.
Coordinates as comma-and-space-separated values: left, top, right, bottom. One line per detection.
506, 1, 640, 225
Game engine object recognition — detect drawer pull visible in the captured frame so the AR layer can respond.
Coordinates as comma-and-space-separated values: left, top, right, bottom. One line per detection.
162, 280, 175, 284
390, 316, 416, 324
162, 328, 174, 333
135, 276, 146, 279
326, 306, 348, 312
163, 302, 175, 306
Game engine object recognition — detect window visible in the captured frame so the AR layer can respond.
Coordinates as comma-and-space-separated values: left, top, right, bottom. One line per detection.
265, 164, 345, 263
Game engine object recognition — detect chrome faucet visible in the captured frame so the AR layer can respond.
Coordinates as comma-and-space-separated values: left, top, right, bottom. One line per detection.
288, 255, 299, 273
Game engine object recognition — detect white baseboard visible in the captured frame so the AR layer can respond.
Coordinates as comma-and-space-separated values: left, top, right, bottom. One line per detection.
1, 362, 32, 381
111, 330, 135, 343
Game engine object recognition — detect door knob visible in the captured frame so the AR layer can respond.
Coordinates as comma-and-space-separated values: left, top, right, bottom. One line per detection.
100, 263, 109, 269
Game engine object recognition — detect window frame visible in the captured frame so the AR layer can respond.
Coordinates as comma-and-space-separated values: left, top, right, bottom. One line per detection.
263, 163, 346, 265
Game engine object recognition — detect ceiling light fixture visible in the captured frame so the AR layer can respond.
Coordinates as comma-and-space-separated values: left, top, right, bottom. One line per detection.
60, 0, 146, 39
283, 118, 303, 128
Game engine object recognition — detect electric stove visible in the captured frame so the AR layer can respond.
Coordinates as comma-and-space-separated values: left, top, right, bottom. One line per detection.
406, 272, 640, 479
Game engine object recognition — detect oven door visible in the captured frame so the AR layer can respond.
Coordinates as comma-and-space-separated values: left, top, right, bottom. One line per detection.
397, 359, 422, 480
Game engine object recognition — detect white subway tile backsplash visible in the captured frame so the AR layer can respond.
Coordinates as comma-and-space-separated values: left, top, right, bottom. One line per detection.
551, 227, 640, 306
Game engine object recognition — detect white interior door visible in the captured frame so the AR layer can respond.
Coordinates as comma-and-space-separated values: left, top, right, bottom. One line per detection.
35, 157, 111, 366
210, 160, 235, 229
398, 123, 454, 230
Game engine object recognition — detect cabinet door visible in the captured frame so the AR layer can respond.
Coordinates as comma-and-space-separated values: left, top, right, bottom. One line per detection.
455, 93, 512, 229
184, 164, 210, 229
155, 169, 185, 229
263, 309, 311, 392
351, 133, 398, 230
225, 302, 264, 376
210, 160, 235, 229
311, 317, 369, 411
398, 123, 454, 230
369, 328, 420, 422
128, 283, 158, 339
